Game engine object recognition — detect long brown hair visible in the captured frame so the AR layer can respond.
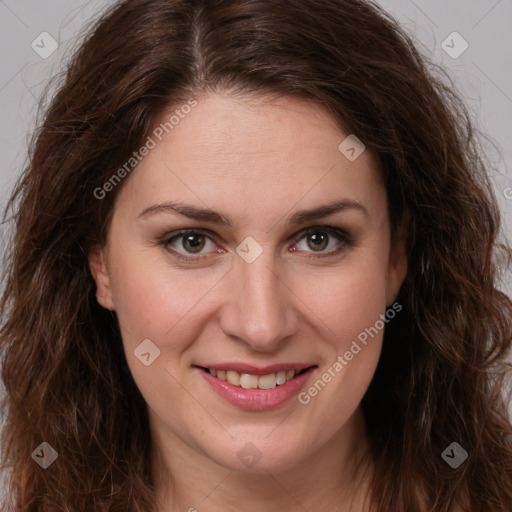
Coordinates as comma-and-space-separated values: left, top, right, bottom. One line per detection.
1, 0, 512, 510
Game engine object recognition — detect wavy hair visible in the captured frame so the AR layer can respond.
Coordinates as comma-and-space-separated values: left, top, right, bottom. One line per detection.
1, 0, 512, 510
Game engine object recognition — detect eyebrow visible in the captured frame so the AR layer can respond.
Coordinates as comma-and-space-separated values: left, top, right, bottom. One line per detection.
137, 198, 369, 227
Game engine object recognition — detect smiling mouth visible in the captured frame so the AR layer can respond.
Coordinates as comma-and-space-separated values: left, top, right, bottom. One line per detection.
198, 367, 311, 390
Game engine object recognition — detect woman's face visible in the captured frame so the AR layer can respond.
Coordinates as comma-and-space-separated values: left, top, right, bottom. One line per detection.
89, 92, 407, 474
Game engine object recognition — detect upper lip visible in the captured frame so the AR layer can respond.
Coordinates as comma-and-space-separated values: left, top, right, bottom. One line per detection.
196, 363, 316, 375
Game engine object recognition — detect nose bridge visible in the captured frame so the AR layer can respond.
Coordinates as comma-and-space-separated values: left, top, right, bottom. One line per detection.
220, 247, 296, 350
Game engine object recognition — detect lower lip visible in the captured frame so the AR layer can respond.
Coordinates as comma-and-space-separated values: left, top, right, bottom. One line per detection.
197, 367, 316, 411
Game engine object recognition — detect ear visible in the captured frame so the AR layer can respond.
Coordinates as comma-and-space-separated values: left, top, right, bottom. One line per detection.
88, 245, 115, 310
385, 220, 408, 306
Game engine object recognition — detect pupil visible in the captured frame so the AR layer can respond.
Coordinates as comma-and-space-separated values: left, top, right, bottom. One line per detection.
184, 234, 204, 253
309, 232, 327, 251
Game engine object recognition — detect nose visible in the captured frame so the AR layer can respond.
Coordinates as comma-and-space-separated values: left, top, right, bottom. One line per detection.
218, 250, 299, 352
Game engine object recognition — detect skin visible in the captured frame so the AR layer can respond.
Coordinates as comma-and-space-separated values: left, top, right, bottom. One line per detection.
89, 92, 407, 512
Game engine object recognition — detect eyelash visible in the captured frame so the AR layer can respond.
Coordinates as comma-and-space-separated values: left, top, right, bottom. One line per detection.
157, 226, 354, 262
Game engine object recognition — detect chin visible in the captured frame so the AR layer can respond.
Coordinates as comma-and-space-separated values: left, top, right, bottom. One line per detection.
199, 429, 311, 474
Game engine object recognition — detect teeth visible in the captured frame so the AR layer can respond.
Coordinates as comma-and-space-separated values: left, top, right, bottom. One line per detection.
276, 371, 287, 385
208, 368, 303, 389
226, 371, 240, 386
239, 374, 259, 389
258, 373, 277, 389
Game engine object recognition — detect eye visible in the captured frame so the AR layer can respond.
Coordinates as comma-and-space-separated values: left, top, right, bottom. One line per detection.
292, 226, 352, 257
158, 225, 352, 262
161, 229, 220, 260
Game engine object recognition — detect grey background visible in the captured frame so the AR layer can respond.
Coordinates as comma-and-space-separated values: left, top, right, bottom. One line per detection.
0, 0, 511, 494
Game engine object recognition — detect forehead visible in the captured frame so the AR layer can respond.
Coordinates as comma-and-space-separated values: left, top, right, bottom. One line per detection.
115, 93, 386, 226
148, 92, 368, 169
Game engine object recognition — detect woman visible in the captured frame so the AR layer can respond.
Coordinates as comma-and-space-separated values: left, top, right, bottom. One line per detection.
1, 0, 511, 510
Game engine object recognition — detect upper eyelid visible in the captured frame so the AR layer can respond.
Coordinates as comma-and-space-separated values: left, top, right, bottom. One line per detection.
164, 225, 345, 240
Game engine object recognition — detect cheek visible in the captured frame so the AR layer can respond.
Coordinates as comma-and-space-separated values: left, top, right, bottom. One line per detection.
296, 254, 389, 352
108, 246, 220, 349
107, 250, 214, 418
293, 252, 389, 408
106, 249, 230, 417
